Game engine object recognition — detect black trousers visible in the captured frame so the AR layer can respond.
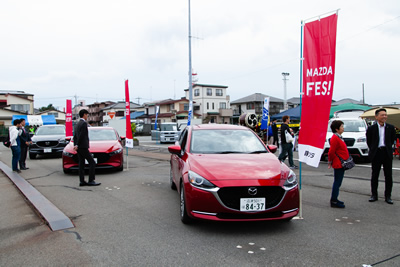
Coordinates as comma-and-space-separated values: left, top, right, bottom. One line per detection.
77, 148, 96, 183
19, 145, 28, 168
371, 148, 393, 198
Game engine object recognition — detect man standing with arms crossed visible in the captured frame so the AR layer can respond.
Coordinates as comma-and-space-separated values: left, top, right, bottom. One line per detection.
366, 108, 396, 204
73, 109, 101, 187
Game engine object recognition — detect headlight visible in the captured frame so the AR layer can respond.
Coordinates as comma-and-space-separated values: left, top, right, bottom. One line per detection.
63, 151, 75, 157
109, 148, 123, 156
283, 169, 297, 190
59, 139, 67, 144
357, 137, 366, 143
188, 171, 216, 189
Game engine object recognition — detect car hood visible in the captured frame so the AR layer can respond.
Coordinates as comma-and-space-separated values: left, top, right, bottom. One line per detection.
188, 153, 282, 181
65, 140, 122, 153
32, 134, 65, 142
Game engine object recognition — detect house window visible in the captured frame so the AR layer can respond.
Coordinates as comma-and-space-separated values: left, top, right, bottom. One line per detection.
184, 103, 189, 111
216, 89, 223, 96
219, 102, 226, 109
246, 103, 255, 109
116, 111, 125, 116
207, 88, 212, 96
48, 112, 59, 118
207, 102, 209, 110
194, 89, 200, 96
10, 104, 30, 113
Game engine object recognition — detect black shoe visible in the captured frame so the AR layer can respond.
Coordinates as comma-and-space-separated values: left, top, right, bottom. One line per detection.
290, 165, 299, 169
87, 181, 101, 186
13, 169, 22, 173
385, 198, 394, 204
369, 195, 378, 202
331, 201, 345, 208
79, 182, 88, 186
21, 167, 29, 170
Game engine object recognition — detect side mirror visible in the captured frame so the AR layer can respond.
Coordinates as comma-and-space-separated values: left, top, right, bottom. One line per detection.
65, 136, 72, 141
267, 145, 277, 153
120, 136, 126, 140
168, 145, 182, 155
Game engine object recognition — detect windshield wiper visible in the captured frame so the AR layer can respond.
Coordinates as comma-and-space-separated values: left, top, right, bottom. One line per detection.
249, 150, 268, 154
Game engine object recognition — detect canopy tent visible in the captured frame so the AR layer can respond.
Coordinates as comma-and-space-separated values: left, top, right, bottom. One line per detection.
270, 106, 301, 121
360, 107, 400, 128
12, 115, 57, 126
329, 103, 370, 118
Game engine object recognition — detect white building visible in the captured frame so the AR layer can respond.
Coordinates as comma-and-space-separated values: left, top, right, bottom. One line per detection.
184, 84, 232, 123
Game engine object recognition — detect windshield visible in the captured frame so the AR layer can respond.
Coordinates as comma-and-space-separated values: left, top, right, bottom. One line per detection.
89, 129, 117, 141
328, 119, 367, 132
160, 124, 178, 131
35, 126, 65, 135
190, 129, 267, 154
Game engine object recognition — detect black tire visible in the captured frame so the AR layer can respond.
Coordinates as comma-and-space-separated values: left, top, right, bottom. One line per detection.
29, 153, 36, 159
180, 182, 192, 224
117, 162, 124, 172
63, 168, 71, 174
170, 167, 177, 190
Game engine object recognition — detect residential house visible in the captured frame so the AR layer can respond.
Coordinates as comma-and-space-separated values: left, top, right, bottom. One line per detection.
72, 100, 88, 120
87, 101, 115, 126
101, 101, 141, 123
231, 93, 284, 124
184, 84, 233, 123
0, 90, 35, 127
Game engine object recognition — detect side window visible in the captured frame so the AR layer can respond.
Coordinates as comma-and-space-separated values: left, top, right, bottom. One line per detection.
179, 129, 188, 153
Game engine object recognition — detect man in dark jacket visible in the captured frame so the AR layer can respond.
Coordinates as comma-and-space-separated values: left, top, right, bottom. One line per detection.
73, 109, 100, 187
19, 118, 32, 170
366, 108, 396, 204
278, 116, 298, 169
271, 119, 279, 148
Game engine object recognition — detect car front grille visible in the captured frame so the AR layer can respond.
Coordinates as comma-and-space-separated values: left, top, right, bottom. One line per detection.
343, 138, 355, 147
71, 153, 110, 164
37, 141, 59, 147
217, 186, 285, 211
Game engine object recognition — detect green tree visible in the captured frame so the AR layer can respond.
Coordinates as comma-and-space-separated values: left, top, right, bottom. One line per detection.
39, 104, 56, 112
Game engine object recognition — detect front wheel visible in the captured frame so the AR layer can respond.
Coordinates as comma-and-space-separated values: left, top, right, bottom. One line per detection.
180, 182, 192, 224
29, 153, 36, 159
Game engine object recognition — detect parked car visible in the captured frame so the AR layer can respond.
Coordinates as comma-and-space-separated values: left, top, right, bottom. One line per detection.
168, 124, 299, 223
29, 125, 67, 159
62, 127, 124, 173
322, 117, 369, 162
151, 122, 180, 143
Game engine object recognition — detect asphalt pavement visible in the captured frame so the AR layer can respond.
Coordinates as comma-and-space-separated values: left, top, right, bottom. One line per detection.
1, 137, 400, 266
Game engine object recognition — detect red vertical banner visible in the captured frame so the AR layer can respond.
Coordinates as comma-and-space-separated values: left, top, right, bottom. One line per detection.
65, 99, 73, 137
125, 80, 133, 148
298, 14, 338, 167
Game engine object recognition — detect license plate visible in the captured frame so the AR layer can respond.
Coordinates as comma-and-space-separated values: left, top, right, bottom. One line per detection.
44, 148, 52, 153
85, 158, 98, 164
240, 198, 266, 211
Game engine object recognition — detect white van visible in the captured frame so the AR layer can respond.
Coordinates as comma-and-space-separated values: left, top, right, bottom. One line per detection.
322, 117, 369, 162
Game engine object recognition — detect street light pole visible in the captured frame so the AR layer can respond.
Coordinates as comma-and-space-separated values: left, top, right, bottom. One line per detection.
282, 72, 290, 110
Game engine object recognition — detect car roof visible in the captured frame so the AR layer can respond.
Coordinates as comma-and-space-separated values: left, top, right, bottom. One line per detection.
190, 124, 249, 131
88, 127, 115, 130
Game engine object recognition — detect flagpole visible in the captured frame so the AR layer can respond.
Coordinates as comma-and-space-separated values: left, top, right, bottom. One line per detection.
294, 20, 305, 220
187, 0, 193, 126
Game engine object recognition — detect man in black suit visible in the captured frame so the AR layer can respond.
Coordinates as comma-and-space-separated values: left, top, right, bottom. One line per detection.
73, 109, 100, 187
366, 108, 396, 204
19, 118, 32, 170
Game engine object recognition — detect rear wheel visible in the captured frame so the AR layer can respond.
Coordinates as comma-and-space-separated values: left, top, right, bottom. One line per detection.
180, 182, 192, 224
63, 168, 71, 174
170, 167, 177, 190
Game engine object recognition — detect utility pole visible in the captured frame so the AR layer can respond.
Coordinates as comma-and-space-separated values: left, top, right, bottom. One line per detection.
282, 72, 290, 110
187, 0, 193, 126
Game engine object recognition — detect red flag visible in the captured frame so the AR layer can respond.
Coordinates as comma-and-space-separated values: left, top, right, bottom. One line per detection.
65, 99, 73, 137
125, 80, 133, 148
298, 14, 338, 167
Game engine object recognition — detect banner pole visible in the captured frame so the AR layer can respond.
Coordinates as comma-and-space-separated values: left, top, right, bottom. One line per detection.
294, 20, 305, 220
126, 147, 129, 171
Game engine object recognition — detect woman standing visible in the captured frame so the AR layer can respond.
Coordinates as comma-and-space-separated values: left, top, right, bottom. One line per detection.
328, 120, 350, 208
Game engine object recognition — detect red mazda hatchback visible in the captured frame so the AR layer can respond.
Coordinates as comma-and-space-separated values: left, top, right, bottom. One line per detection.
168, 124, 299, 223
62, 127, 124, 173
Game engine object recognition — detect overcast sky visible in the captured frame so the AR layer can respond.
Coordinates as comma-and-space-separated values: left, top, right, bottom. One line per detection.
1, 0, 399, 110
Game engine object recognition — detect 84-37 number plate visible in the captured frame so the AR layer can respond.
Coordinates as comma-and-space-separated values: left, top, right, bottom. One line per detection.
240, 198, 265, 211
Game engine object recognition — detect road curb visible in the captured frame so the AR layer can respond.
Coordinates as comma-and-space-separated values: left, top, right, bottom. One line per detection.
0, 161, 74, 231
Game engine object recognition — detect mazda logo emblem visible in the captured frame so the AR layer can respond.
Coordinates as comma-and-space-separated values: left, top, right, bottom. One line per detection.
248, 187, 257, 196
45, 142, 50, 146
